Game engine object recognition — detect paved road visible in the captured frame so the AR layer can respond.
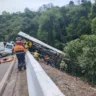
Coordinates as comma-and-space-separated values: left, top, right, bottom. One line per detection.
0, 55, 14, 82
0, 62, 11, 82
2, 62, 28, 96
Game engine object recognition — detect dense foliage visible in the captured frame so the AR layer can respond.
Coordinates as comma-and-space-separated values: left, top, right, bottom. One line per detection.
64, 35, 96, 84
0, 0, 96, 85
0, 1, 94, 48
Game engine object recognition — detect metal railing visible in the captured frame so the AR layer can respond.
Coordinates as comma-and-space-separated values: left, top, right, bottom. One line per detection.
26, 51, 65, 96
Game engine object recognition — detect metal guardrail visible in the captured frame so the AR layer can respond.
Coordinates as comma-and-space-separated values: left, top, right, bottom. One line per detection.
26, 51, 65, 96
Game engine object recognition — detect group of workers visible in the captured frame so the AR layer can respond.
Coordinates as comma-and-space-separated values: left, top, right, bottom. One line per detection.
33, 50, 51, 65
33, 50, 67, 71
13, 37, 67, 72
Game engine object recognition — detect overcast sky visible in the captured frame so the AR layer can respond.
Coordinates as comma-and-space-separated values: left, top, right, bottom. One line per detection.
0, 0, 94, 14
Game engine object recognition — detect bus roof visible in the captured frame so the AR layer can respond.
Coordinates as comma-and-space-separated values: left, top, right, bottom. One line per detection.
18, 31, 63, 54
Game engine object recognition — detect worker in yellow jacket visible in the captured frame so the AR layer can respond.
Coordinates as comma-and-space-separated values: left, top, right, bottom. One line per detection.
60, 60, 67, 71
24, 41, 29, 49
33, 50, 39, 61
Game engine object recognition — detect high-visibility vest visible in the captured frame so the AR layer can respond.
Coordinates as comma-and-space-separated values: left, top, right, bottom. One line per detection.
25, 41, 29, 45
33, 52, 39, 58
13, 45, 26, 53
25, 41, 32, 48
29, 42, 32, 47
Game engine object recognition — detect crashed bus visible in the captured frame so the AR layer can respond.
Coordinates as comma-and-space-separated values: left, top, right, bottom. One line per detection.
18, 31, 68, 68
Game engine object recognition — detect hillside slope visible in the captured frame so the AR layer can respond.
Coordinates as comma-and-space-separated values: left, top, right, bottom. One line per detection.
40, 62, 96, 96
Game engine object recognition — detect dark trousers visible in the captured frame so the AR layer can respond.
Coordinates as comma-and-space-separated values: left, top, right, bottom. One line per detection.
45, 60, 50, 65
16, 51, 25, 68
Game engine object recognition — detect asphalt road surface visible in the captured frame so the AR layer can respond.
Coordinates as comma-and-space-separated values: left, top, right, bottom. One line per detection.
0, 62, 10, 82
2, 61, 28, 96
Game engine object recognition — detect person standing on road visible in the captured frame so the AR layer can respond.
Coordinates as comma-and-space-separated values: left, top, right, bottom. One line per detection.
13, 41, 27, 71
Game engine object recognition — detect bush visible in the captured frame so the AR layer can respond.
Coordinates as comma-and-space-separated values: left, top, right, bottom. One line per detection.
64, 35, 96, 84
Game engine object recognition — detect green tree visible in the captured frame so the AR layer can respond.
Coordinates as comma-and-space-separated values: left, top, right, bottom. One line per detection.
69, 1, 75, 6
91, 17, 96, 34
64, 35, 96, 84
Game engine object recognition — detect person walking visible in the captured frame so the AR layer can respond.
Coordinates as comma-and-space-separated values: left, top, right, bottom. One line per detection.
13, 41, 27, 71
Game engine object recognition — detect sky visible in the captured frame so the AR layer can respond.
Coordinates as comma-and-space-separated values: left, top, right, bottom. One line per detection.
0, 0, 95, 14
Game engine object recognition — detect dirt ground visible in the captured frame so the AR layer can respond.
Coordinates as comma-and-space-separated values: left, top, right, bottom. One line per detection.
40, 62, 96, 96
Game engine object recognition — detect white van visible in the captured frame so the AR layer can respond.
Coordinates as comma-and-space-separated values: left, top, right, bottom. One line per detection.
0, 42, 5, 52
4, 43, 14, 54
0, 42, 14, 57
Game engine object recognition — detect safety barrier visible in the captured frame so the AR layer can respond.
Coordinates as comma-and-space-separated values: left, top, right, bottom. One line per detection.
26, 51, 65, 96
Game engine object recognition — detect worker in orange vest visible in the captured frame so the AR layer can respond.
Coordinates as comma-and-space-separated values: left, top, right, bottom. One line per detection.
13, 41, 27, 71
45, 55, 50, 65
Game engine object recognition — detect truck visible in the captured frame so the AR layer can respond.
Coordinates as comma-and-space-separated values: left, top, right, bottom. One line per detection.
0, 42, 14, 57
